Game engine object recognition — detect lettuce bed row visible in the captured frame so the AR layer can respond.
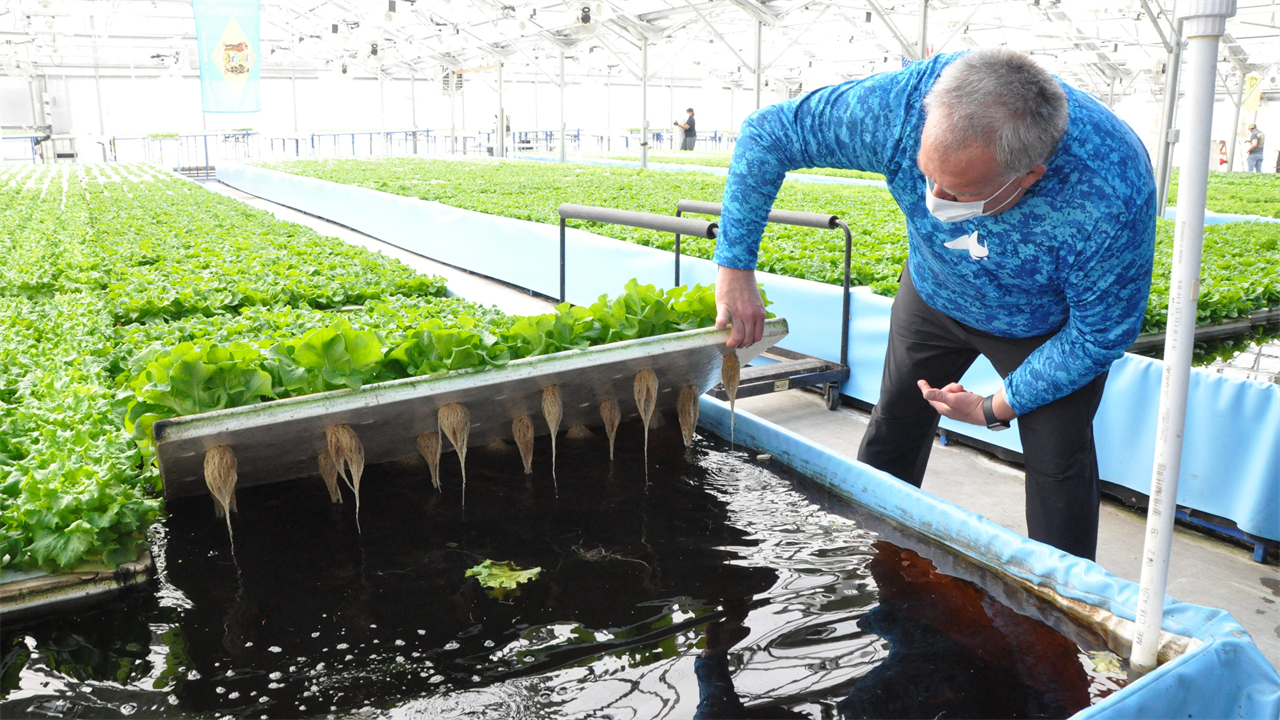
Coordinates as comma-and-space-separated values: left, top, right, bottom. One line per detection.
265, 158, 1280, 334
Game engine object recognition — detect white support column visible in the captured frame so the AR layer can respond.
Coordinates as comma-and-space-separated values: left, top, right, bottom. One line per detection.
559, 48, 566, 163
918, 0, 929, 58
1131, 0, 1236, 677
411, 75, 418, 155
90, 15, 105, 136
496, 60, 505, 157
291, 68, 299, 134
753, 20, 763, 111
1226, 67, 1246, 171
1154, 20, 1184, 214
641, 38, 649, 169
449, 72, 457, 154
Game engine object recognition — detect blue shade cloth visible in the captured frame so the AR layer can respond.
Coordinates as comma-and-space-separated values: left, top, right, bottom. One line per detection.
192, 0, 261, 113
215, 164, 1280, 542
715, 52, 1157, 416
695, 396, 1280, 719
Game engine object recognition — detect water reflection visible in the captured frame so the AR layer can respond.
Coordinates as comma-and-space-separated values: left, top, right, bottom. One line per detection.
2, 422, 1115, 719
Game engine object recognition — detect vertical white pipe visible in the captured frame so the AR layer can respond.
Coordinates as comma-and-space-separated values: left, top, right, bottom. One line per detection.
641, 38, 649, 169
1131, 4, 1233, 674
1226, 71, 1245, 171
1155, 26, 1183, 215
918, 0, 928, 58
449, 72, 456, 154
411, 75, 418, 155
559, 49, 566, 163
291, 68, 299, 134
90, 16, 105, 136
753, 20, 763, 110
496, 60, 505, 157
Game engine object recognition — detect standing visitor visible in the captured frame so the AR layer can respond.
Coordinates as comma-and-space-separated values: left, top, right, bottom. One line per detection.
713, 49, 1156, 561
677, 108, 697, 151
1245, 123, 1265, 172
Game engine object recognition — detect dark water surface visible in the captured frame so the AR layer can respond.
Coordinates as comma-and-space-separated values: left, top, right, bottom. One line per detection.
2, 420, 1126, 718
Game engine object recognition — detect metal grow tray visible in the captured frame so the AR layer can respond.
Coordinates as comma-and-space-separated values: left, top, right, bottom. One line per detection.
154, 319, 789, 500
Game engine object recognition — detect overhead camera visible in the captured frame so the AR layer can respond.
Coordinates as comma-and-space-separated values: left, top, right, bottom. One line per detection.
579, 4, 591, 24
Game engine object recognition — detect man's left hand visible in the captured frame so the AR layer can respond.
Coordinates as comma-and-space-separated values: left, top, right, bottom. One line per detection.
917, 381, 1015, 426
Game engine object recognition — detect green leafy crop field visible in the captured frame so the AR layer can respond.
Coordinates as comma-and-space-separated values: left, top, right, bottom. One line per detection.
590, 151, 888, 182
1168, 170, 1280, 219
267, 158, 1280, 334
0, 164, 725, 573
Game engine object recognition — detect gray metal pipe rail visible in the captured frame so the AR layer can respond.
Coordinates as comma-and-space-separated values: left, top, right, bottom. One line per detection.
557, 203, 718, 302
674, 199, 853, 374
675, 200, 837, 230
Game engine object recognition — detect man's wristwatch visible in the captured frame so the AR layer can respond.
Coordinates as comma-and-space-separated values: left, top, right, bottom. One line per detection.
982, 394, 1011, 431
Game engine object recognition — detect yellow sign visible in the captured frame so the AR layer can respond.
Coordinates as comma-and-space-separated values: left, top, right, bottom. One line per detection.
1243, 75, 1262, 112
211, 16, 255, 89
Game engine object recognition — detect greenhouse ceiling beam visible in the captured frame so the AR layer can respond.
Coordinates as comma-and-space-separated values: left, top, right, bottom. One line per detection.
681, 0, 755, 73
761, 3, 832, 72
1139, 0, 1179, 52
593, 34, 644, 81
931, 2, 982, 56
727, 0, 778, 26
863, 0, 921, 62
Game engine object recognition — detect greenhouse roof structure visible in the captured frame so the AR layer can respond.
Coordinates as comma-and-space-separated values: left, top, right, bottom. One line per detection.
2, 0, 1277, 103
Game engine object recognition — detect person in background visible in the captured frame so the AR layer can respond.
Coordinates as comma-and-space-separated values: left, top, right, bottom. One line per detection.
1245, 123, 1265, 172
712, 49, 1157, 561
677, 108, 697, 151
1218, 140, 1228, 170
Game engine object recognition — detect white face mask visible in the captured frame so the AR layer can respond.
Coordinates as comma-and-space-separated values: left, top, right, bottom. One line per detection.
924, 175, 1020, 223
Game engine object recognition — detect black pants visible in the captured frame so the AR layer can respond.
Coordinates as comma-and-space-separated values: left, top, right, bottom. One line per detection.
856, 270, 1107, 560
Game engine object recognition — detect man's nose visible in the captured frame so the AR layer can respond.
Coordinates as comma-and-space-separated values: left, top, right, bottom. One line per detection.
931, 183, 956, 201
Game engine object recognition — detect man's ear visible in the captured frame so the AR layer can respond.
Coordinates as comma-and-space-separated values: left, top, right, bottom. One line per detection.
1021, 164, 1048, 189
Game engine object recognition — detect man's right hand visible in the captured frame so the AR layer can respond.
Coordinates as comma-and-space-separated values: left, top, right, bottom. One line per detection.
715, 266, 766, 348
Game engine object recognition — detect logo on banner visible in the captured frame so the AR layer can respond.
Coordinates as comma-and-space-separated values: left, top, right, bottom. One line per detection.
212, 17, 255, 87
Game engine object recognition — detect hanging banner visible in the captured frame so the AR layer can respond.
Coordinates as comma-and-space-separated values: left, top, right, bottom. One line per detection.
1242, 75, 1262, 112
192, 0, 261, 113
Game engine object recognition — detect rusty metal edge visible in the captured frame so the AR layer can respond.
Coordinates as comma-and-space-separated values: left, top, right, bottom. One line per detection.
0, 551, 154, 622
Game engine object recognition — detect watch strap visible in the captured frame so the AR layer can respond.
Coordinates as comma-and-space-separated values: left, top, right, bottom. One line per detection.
982, 394, 1010, 430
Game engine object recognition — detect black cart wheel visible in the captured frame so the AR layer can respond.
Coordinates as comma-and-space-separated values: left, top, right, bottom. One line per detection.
824, 382, 841, 411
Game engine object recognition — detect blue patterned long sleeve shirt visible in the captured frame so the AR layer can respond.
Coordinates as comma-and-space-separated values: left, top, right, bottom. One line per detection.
714, 52, 1156, 415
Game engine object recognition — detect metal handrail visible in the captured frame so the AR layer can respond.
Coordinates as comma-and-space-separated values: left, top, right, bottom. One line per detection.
557, 204, 718, 303
674, 199, 852, 370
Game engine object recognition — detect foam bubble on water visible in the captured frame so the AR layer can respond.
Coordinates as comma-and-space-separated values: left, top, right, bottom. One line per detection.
311, 632, 320, 638
394, 639, 405, 646
216, 687, 226, 695
428, 675, 444, 684
417, 629, 426, 635
187, 670, 201, 680
483, 640, 495, 648
228, 691, 240, 699
268, 646, 282, 653
336, 643, 349, 650
444, 641, 460, 650
269, 672, 283, 681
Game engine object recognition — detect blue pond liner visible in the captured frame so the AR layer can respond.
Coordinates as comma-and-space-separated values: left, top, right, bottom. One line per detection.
216, 163, 1279, 543
697, 396, 1280, 719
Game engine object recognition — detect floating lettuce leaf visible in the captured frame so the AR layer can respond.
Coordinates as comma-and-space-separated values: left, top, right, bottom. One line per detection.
1087, 650, 1123, 674
465, 559, 543, 600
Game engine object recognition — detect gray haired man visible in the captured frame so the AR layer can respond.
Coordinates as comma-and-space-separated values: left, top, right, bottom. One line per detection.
711, 49, 1157, 560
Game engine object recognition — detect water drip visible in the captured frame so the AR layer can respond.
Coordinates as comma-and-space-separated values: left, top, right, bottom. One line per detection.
512, 415, 535, 475
542, 385, 562, 495
599, 400, 621, 461
721, 353, 740, 443
633, 369, 658, 466
416, 432, 442, 491
203, 445, 238, 546
438, 403, 471, 508
677, 385, 699, 448
317, 450, 344, 504
327, 425, 366, 531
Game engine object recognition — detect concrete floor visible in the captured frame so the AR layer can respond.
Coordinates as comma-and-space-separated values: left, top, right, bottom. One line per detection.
208, 179, 1280, 671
